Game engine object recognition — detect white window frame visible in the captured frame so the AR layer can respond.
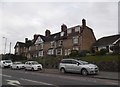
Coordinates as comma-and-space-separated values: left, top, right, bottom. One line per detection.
73, 36, 79, 44
65, 49, 68, 56
56, 48, 62, 55
59, 40, 63, 46
68, 49, 71, 55
39, 51, 43, 57
47, 49, 54, 55
73, 47, 79, 51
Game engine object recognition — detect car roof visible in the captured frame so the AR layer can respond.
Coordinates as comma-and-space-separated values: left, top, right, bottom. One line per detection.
26, 61, 37, 62
62, 59, 77, 61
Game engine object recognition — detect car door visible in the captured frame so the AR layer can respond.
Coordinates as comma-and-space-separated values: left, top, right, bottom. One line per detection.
25, 62, 29, 69
71, 60, 81, 72
65, 60, 73, 72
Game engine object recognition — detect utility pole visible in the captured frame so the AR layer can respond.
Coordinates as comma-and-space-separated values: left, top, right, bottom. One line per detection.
3, 37, 7, 54
9, 42, 11, 54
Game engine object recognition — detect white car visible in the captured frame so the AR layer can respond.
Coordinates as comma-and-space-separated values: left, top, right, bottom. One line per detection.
0, 60, 13, 68
11, 62, 24, 70
24, 61, 42, 71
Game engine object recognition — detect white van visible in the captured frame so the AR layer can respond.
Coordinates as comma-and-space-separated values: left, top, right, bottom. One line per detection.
0, 60, 13, 68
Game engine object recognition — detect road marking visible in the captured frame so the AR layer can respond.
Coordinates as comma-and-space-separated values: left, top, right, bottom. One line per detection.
0, 74, 12, 78
6, 79, 20, 86
20, 78, 58, 87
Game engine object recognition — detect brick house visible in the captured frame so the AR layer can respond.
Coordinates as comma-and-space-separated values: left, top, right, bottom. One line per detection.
14, 19, 96, 59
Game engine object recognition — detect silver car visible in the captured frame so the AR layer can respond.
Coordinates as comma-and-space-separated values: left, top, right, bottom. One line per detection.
59, 59, 99, 76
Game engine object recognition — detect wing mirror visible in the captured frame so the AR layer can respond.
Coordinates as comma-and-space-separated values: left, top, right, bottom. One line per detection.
77, 62, 80, 66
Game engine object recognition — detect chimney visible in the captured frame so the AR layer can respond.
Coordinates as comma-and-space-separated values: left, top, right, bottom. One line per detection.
82, 19, 86, 27
45, 30, 51, 37
34, 34, 38, 40
61, 24, 67, 32
25, 38, 28, 43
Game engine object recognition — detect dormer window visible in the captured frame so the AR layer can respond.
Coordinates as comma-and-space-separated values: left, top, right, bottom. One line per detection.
61, 32, 64, 37
75, 27, 80, 32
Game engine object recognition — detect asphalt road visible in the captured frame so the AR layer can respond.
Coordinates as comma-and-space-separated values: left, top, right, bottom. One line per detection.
0, 68, 119, 87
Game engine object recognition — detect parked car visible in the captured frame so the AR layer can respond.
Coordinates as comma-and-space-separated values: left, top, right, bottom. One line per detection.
0, 60, 13, 68
11, 62, 24, 70
24, 61, 42, 71
59, 59, 99, 76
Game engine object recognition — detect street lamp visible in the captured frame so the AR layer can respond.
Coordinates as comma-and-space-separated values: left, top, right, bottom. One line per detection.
3, 37, 7, 54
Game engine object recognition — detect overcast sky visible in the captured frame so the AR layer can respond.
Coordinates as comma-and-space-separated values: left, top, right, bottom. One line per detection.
0, 0, 119, 54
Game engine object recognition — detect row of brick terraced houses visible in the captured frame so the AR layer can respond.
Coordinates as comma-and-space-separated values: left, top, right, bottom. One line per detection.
14, 19, 96, 59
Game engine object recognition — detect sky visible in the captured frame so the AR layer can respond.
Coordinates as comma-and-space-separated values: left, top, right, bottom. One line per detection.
0, 0, 119, 54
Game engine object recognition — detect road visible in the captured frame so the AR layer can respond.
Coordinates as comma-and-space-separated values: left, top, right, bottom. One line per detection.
0, 68, 119, 87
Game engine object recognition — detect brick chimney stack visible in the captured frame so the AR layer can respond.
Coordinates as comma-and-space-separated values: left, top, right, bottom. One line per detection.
82, 19, 86, 27
25, 38, 28, 43
45, 30, 51, 37
61, 24, 67, 32
34, 34, 38, 40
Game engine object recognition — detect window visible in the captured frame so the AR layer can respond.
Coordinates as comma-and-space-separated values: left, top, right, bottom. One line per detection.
16, 47, 19, 53
67, 29, 71, 34
61, 60, 72, 64
68, 49, 71, 55
39, 51, 43, 57
75, 27, 80, 32
29, 47, 31, 51
65, 49, 68, 56
56, 48, 62, 55
61, 32, 64, 36
73, 36, 79, 44
41, 43, 43, 49
59, 40, 63, 46
65, 49, 71, 56
51, 41, 55, 48
47, 49, 54, 55
36, 45, 38, 50
73, 47, 79, 51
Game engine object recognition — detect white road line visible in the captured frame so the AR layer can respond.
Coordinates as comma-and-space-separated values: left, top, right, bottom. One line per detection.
20, 78, 58, 87
0, 74, 12, 78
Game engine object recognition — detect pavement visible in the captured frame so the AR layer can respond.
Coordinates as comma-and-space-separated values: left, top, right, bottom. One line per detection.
41, 69, 120, 81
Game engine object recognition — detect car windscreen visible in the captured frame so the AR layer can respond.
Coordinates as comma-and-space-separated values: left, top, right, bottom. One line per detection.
5, 60, 12, 63
31, 62, 38, 65
79, 61, 88, 65
14, 62, 22, 64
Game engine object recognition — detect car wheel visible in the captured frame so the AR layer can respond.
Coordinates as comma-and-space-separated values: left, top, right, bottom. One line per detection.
17, 66, 20, 70
60, 68, 66, 73
81, 69, 88, 76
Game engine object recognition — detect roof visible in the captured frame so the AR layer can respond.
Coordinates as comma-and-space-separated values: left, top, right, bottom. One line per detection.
93, 34, 120, 47
14, 40, 32, 48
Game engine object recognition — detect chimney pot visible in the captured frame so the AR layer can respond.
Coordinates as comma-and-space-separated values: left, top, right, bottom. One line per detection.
61, 24, 67, 32
45, 30, 51, 37
82, 19, 86, 26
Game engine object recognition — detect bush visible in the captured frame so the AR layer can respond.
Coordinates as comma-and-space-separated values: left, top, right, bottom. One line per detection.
69, 50, 79, 57
96, 49, 108, 55
79, 50, 89, 57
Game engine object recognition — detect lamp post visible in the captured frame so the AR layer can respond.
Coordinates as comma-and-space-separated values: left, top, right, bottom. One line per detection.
3, 37, 7, 55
